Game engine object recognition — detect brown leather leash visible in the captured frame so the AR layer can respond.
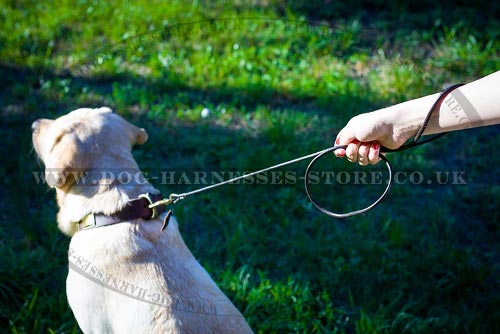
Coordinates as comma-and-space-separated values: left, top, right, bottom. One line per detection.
149, 84, 464, 219
78, 84, 463, 230
304, 83, 463, 217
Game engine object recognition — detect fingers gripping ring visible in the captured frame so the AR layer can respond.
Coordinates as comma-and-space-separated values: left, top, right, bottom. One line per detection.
304, 146, 393, 218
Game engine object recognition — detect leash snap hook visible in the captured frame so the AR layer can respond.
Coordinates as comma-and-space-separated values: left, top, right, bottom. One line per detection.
168, 193, 185, 204
145, 193, 185, 212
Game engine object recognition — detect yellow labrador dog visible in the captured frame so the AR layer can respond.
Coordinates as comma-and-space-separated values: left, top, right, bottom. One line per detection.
32, 107, 252, 333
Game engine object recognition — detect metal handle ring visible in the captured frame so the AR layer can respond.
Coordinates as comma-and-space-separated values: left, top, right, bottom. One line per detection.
304, 146, 393, 218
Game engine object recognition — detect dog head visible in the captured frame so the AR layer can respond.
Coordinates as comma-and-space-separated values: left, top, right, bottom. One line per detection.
32, 107, 148, 189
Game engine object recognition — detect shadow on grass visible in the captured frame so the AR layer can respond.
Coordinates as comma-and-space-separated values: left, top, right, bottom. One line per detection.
275, 0, 500, 37
1, 60, 499, 333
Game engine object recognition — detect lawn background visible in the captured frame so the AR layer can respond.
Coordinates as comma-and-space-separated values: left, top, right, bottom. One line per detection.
0, 1, 499, 333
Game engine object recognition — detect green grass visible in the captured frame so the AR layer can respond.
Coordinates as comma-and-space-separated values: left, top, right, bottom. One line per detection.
1, 1, 499, 333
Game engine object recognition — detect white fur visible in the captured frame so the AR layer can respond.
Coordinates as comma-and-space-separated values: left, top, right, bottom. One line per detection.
32, 108, 253, 333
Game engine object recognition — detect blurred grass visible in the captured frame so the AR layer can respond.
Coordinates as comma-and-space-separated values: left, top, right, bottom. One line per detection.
1, 0, 499, 333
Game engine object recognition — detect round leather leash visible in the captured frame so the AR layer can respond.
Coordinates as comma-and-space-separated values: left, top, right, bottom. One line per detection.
304, 146, 393, 218
303, 83, 463, 218
150, 84, 464, 218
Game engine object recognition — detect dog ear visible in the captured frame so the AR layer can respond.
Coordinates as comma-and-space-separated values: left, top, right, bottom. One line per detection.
109, 112, 147, 146
96, 106, 113, 113
45, 132, 84, 188
135, 128, 148, 145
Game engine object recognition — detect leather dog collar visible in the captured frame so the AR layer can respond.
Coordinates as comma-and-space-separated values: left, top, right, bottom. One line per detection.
78, 193, 167, 231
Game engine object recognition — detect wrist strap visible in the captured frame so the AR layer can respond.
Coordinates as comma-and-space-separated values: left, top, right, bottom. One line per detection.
381, 83, 464, 153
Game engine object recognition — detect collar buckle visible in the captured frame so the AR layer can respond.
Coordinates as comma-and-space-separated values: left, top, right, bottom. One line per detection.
79, 213, 96, 230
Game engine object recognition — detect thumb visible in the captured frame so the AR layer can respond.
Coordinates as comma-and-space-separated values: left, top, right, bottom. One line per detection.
334, 128, 357, 157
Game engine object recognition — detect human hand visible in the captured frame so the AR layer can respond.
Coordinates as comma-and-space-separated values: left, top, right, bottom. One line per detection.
335, 72, 500, 165
334, 108, 414, 165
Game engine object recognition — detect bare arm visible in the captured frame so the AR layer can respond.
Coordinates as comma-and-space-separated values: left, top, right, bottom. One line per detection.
335, 71, 500, 165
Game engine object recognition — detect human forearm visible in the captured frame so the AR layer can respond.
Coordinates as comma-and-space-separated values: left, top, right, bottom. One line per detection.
335, 71, 500, 165
396, 70, 500, 137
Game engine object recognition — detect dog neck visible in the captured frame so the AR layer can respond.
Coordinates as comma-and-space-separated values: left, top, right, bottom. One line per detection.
55, 156, 158, 236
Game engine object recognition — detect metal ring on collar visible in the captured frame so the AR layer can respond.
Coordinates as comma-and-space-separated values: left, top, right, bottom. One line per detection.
138, 193, 158, 219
